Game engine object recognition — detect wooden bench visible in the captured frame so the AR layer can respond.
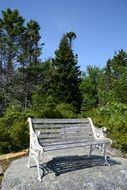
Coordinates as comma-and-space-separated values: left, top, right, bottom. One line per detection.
27, 117, 112, 181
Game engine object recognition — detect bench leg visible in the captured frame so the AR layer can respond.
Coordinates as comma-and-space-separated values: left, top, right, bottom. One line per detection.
103, 144, 110, 165
27, 150, 42, 181
89, 145, 94, 156
33, 152, 42, 182
27, 151, 31, 168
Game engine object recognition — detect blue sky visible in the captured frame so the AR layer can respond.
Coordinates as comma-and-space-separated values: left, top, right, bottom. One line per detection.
0, 0, 127, 71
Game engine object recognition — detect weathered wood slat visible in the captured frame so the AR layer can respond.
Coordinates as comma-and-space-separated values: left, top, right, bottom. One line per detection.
35, 125, 92, 133
40, 139, 96, 146
38, 133, 93, 140
44, 139, 110, 151
33, 123, 91, 129
32, 118, 89, 124
38, 132, 93, 139
38, 126, 93, 135
31, 118, 98, 149
38, 134, 94, 145
34, 127, 93, 143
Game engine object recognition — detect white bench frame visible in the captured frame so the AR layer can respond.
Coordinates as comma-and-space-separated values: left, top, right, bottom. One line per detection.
27, 117, 112, 181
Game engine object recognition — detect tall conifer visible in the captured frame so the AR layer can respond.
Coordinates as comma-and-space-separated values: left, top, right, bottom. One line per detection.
51, 32, 82, 111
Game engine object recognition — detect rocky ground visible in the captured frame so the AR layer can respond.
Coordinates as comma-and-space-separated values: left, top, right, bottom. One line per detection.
1, 147, 127, 190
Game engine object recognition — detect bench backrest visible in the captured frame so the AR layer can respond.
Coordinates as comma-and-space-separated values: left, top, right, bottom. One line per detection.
30, 118, 96, 146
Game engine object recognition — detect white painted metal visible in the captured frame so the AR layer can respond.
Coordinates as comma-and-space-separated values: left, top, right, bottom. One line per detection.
27, 117, 43, 181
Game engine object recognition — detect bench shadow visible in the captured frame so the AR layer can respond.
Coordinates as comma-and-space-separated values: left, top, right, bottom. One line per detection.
39, 155, 121, 178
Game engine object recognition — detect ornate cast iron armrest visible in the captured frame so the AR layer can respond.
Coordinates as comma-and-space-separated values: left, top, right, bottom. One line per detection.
31, 131, 43, 152
94, 127, 112, 144
94, 127, 106, 139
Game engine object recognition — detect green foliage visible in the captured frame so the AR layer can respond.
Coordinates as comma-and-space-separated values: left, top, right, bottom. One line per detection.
32, 91, 76, 118
32, 94, 58, 118
80, 66, 102, 111
0, 120, 12, 153
9, 120, 28, 152
98, 102, 127, 152
50, 32, 82, 112
0, 106, 29, 154
55, 103, 76, 118
0, 8, 42, 113
80, 51, 127, 153
98, 50, 127, 105
81, 102, 127, 153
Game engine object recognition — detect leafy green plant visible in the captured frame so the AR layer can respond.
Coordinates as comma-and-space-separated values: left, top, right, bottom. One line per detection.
0, 105, 30, 154
55, 103, 76, 118
99, 102, 127, 152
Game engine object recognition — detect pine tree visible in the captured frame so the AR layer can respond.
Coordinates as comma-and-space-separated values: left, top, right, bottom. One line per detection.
98, 50, 127, 105
0, 8, 43, 110
51, 32, 82, 112
0, 9, 25, 76
17, 20, 43, 108
0, 8, 26, 111
81, 66, 102, 111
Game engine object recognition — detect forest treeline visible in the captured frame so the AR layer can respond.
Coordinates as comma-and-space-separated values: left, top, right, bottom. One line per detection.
0, 9, 127, 154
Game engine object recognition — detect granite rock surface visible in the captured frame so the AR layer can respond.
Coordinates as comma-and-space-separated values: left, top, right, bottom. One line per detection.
1, 147, 127, 190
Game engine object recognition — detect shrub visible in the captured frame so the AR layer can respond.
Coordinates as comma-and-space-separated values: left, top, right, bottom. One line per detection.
0, 106, 30, 154
55, 103, 76, 118
31, 94, 58, 118
0, 119, 12, 153
9, 120, 29, 152
81, 102, 127, 153
32, 94, 76, 118
98, 102, 127, 152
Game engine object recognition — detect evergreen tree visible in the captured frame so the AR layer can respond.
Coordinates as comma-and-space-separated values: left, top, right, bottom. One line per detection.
99, 50, 127, 105
0, 9, 26, 112
65, 31, 76, 47
0, 9, 25, 76
50, 32, 82, 111
108, 50, 127, 103
18, 20, 42, 68
81, 66, 102, 111
0, 8, 43, 111
17, 20, 43, 108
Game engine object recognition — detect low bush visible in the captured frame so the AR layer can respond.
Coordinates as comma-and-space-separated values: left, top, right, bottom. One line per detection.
0, 106, 30, 154
0, 101, 76, 154
80, 102, 127, 153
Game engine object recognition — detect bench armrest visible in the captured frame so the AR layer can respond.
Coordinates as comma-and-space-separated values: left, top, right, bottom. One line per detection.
94, 127, 112, 144
94, 127, 106, 139
88, 118, 107, 140
28, 117, 43, 152
31, 131, 43, 151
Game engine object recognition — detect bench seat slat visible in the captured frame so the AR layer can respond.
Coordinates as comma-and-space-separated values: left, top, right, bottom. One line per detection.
43, 139, 110, 151
38, 128, 94, 141
35, 121, 93, 131
40, 139, 97, 146
32, 119, 89, 124
38, 135, 94, 144
38, 129, 92, 138
33, 123, 91, 129
39, 135, 93, 140
35, 125, 92, 132
36, 130, 92, 137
